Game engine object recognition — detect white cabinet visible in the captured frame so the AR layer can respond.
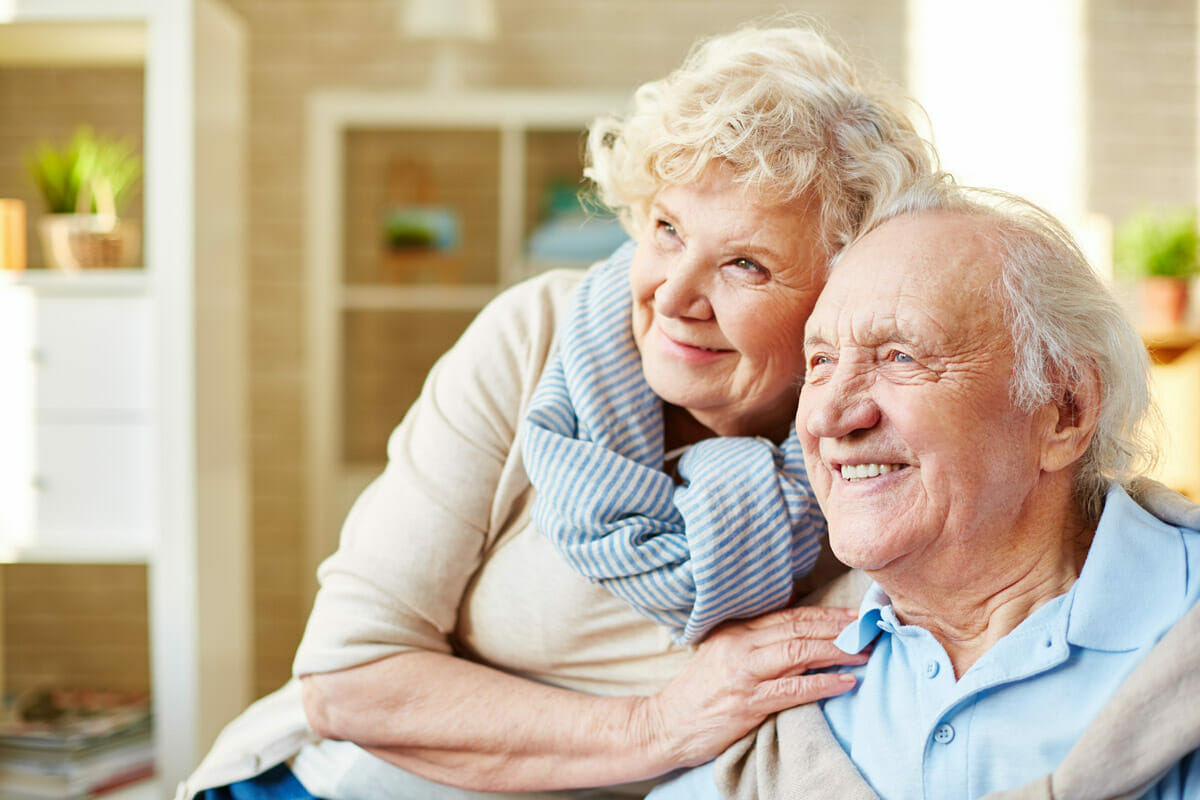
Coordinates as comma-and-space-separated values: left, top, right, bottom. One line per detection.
0, 272, 152, 562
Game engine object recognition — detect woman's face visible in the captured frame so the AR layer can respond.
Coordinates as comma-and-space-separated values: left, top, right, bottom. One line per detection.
629, 161, 826, 438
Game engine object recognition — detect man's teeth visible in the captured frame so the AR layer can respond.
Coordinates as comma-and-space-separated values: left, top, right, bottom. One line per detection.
840, 463, 899, 481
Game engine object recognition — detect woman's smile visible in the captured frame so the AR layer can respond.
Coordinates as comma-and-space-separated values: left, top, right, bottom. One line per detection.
655, 326, 734, 362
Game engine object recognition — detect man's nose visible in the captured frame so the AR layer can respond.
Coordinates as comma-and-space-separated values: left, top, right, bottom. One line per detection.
801, 364, 880, 438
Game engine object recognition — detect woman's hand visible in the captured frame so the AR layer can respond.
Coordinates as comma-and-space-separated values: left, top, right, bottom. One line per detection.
298, 607, 864, 791
638, 604, 865, 768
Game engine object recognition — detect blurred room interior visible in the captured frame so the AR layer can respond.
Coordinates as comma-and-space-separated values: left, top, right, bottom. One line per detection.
0, 0, 1197, 795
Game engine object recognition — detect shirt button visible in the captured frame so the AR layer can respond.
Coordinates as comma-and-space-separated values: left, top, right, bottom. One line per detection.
924, 660, 940, 678
933, 723, 955, 744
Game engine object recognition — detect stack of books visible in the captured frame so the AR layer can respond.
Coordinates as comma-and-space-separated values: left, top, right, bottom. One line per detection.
0, 689, 154, 799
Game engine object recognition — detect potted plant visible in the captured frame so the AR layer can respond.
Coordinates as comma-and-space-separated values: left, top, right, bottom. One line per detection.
25, 126, 142, 270
1113, 206, 1200, 332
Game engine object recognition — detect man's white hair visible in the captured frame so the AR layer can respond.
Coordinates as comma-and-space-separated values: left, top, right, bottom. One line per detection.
839, 177, 1161, 520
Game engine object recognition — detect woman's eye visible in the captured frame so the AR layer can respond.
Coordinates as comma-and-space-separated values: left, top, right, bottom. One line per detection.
733, 257, 765, 273
887, 350, 914, 363
656, 220, 677, 236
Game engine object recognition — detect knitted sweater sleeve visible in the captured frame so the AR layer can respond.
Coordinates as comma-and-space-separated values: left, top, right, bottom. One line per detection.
291, 269, 581, 676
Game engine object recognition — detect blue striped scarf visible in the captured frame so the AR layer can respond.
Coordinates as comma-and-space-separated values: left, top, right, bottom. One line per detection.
520, 242, 826, 644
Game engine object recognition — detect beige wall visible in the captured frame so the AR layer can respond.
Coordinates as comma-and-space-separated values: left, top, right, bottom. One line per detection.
1088, 0, 1197, 220
1, 564, 150, 693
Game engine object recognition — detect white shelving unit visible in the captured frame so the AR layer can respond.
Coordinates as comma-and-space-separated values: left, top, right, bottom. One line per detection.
0, 1, 251, 794
0, 270, 152, 564
303, 89, 627, 598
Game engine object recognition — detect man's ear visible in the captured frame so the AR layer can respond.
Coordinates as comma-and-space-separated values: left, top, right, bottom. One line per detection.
1039, 368, 1101, 474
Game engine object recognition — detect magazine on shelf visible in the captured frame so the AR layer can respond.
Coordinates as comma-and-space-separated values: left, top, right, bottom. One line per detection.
0, 689, 154, 798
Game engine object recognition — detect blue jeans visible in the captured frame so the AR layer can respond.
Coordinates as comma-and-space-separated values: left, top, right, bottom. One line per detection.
197, 764, 322, 800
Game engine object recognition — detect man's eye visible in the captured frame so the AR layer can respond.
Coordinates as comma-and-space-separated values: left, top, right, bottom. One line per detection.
809, 354, 834, 368
888, 350, 914, 363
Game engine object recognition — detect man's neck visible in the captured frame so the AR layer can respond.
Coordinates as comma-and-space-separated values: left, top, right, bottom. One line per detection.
872, 481, 1095, 678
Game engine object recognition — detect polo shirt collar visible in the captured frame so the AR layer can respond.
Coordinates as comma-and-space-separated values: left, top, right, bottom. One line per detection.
1065, 483, 1187, 651
835, 583, 889, 654
832, 484, 1187, 655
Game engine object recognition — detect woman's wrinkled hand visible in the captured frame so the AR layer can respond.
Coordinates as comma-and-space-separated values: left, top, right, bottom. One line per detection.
636, 605, 866, 769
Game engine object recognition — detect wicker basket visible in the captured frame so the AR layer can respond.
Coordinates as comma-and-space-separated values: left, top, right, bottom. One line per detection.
36, 179, 140, 271
38, 214, 140, 271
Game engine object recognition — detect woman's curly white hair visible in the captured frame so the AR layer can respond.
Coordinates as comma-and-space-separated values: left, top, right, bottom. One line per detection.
585, 18, 937, 259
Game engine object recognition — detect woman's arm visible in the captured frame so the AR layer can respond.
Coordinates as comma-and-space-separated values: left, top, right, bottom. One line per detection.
300, 604, 864, 792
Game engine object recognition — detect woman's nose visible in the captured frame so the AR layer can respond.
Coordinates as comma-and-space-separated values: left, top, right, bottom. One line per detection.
801, 366, 880, 439
654, 256, 713, 320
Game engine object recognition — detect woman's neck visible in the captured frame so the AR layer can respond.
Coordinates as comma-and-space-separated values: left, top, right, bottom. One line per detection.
662, 404, 791, 452
662, 404, 717, 453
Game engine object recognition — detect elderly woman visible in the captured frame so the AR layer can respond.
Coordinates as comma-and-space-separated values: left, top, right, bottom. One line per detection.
178, 19, 936, 800
649, 181, 1200, 800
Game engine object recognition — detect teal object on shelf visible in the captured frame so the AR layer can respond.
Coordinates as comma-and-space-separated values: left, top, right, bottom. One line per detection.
384, 206, 460, 250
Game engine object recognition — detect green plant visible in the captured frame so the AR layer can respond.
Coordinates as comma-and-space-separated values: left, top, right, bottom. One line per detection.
25, 126, 142, 216
1113, 207, 1200, 280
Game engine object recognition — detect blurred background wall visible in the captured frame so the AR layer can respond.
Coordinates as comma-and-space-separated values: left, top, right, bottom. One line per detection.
1, 0, 1196, 707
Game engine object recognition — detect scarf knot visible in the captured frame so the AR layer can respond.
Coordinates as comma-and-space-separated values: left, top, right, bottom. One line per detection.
521, 242, 825, 644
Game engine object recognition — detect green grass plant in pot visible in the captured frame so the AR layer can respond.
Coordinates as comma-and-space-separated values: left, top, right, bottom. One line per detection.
25, 126, 142, 270
1113, 206, 1200, 333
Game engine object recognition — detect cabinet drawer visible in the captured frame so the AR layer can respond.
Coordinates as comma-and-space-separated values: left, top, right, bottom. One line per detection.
34, 294, 151, 413
0, 421, 152, 561
0, 289, 151, 414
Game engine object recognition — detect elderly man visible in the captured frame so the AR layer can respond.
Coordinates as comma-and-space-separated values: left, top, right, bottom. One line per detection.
648, 182, 1200, 799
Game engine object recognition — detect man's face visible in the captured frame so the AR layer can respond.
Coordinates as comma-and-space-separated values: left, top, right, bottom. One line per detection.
796, 211, 1053, 576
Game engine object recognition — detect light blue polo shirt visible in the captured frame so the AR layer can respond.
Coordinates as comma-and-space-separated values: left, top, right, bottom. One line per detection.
647, 485, 1200, 800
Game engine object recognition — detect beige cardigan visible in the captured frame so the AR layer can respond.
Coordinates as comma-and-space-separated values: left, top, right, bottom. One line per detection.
715, 565, 1200, 800
179, 267, 691, 799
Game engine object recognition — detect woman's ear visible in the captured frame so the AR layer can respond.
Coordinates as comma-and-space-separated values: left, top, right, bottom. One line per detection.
1038, 368, 1101, 474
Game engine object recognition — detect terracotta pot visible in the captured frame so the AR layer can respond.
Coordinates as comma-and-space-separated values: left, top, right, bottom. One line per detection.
1139, 276, 1191, 332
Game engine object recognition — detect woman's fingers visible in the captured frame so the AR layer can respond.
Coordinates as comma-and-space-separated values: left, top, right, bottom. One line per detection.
739, 604, 858, 632
706, 605, 860, 672
644, 603, 867, 766
737, 635, 866, 683
755, 671, 858, 709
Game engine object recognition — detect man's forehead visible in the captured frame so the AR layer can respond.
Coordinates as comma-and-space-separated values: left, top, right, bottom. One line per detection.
811, 211, 1004, 338
834, 212, 998, 294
